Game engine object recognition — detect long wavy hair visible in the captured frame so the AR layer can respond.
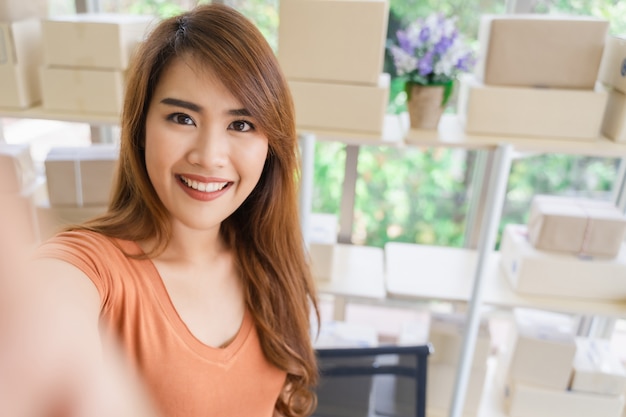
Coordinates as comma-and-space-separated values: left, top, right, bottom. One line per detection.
76, 4, 319, 416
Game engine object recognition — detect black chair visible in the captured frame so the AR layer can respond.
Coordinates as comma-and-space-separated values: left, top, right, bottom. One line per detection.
313, 344, 432, 417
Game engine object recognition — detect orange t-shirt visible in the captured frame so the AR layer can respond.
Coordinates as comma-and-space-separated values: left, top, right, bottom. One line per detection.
37, 230, 286, 417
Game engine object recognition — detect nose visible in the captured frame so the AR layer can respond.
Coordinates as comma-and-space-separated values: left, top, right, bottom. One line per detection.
187, 125, 229, 168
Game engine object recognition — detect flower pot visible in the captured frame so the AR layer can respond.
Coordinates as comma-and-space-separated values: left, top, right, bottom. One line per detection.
405, 83, 447, 130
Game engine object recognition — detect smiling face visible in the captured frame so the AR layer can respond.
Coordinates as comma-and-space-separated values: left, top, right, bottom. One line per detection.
144, 57, 269, 235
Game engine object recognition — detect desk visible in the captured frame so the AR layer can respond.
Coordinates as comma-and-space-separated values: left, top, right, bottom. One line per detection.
385, 242, 626, 318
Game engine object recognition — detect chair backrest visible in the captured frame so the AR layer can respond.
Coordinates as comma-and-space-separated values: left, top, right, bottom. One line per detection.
314, 344, 432, 417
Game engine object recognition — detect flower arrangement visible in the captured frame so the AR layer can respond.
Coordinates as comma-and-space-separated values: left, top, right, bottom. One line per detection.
388, 13, 476, 87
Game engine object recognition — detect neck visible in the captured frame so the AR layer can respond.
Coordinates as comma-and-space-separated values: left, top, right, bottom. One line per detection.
145, 222, 227, 266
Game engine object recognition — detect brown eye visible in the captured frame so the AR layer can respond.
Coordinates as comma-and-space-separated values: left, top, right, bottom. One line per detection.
229, 120, 253, 132
168, 113, 196, 126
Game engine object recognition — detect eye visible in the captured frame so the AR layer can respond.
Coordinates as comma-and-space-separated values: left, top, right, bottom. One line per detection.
167, 113, 196, 126
229, 120, 254, 132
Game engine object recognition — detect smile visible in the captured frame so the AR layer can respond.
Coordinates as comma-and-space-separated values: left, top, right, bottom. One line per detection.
179, 175, 229, 193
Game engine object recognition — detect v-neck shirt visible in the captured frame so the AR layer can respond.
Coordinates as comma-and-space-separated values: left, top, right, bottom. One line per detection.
37, 230, 286, 417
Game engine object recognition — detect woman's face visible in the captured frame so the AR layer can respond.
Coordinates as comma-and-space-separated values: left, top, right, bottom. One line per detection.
144, 57, 269, 233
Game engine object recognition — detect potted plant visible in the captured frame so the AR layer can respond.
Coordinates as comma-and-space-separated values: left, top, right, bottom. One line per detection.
388, 13, 476, 129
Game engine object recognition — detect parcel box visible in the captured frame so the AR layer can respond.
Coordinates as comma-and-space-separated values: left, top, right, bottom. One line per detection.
500, 224, 626, 301
505, 380, 624, 417
0, 64, 41, 108
0, 143, 36, 193
289, 74, 389, 135
598, 36, 626, 95
502, 308, 577, 390
527, 195, 626, 257
278, 0, 388, 85
475, 15, 608, 88
602, 88, 626, 142
0, 0, 47, 21
45, 145, 118, 207
42, 13, 153, 70
458, 74, 608, 139
425, 312, 490, 367
40, 66, 125, 115
571, 337, 626, 396
0, 19, 42, 108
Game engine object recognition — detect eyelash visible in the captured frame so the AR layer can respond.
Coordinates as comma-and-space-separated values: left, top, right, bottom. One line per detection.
166, 113, 255, 132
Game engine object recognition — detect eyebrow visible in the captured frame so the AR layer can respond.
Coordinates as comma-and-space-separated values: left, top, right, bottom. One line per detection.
160, 97, 252, 117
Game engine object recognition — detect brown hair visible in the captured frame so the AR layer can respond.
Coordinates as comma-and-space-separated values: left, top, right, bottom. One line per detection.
77, 4, 319, 416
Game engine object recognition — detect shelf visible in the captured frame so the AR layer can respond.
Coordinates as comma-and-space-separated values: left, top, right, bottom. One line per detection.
311, 244, 386, 301
0, 105, 120, 126
299, 114, 405, 146
405, 114, 626, 157
384, 242, 626, 318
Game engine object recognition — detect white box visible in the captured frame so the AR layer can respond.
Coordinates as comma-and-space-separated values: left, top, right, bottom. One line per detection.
42, 14, 153, 70
309, 243, 335, 282
458, 74, 608, 139
0, 143, 36, 193
571, 338, 626, 396
475, 15, 608, 88
289, 74, 390, 135
602, 88, 626, 142
598, 36, 626, 95
505, 380, 624, 417
45, 145, 118, 207
425, 312, 491, 367
0, 0, 47, 21
502, 308, 577, 390
500, 224, 626, 301
278, 0, 388, 85
0, 64, 41, 108
40, 66, 125, 115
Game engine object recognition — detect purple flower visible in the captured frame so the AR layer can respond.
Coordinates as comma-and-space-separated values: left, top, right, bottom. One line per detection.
434, 36, 453, 55
419, 26, 430, 43
396, 29, 413, 54
418, 51, 434, 76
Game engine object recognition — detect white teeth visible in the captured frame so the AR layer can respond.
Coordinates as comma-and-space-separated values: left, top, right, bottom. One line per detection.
180, 176, 227, 193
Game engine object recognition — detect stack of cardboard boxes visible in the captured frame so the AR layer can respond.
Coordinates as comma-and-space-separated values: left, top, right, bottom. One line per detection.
500, 195, 626, 301
0, 0, 45, 109
599, 36, 626, 142
459, 15, 609, 140
37, 144, 118, 240
39, 13, 153, 116
498, 308, 625, 417
0, 143, 43, 245
277, 0, 390, 136
374, 312, 492, 417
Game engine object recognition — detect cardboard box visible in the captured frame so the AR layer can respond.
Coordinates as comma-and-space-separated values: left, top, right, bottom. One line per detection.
424, 312, 491, 367
458, 74, 608, 139
527, 195, 626, 257
36, 204, 107, 241
598, 36, 626, 95
45, 145, 118, 207
309, 242, 335, 282
505, 380, 624, 417
0, 0, 47, 21
42, 13, 153, 70
499, 308, 577, 390
0, 19, 42, 67
40, 66, 125, 115
602, 88, 626, 142
501, 224, 626, 301
475, 15, 608, 88
0, 143, 36, 193
571, 338, 626, 396
289, 73, 390, 135
278, 0, 388, 85
0, 64, 41, 108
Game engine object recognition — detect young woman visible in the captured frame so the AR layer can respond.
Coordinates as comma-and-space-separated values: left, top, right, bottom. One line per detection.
28, 4, 319, 417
